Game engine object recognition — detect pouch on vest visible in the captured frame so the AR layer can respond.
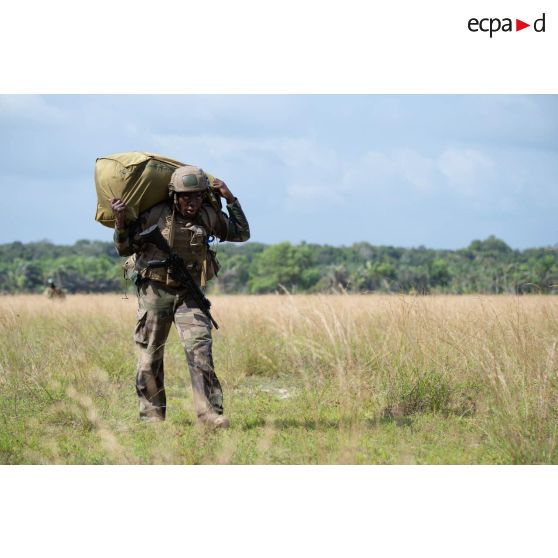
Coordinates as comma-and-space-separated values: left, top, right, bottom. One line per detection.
123, 254, 139, 284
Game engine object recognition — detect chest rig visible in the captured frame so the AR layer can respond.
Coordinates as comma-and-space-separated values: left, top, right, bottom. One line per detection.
139, 205, 216, 288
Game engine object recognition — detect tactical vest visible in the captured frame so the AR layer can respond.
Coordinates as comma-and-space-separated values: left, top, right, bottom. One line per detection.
135, 204, 221, 288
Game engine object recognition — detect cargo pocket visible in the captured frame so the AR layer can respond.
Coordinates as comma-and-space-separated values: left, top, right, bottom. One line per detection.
175, 310, 212, 349
133, 309, 149, 345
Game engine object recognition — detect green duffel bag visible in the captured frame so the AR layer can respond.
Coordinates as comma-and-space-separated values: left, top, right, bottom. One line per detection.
94, 151, 220, 228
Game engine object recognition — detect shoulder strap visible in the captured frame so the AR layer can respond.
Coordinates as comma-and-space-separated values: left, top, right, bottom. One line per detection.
199, 204, 227, 239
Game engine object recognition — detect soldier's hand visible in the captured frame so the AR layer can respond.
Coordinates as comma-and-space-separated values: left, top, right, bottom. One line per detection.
212, 178, 235, 205
110, 197, 127, 228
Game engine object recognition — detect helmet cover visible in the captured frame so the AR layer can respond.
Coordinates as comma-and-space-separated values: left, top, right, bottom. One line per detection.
169, 166, 210, 193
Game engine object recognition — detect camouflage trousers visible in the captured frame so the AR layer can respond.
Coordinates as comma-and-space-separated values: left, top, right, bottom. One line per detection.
133, 280, 223, 421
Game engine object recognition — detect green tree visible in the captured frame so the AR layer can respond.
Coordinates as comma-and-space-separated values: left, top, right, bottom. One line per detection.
429, 258, 451, 288
20, 262, 43, 291
248, 242, 320, 293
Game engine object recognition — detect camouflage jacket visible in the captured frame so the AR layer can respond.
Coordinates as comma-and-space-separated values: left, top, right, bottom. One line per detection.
113, 198, 250, 287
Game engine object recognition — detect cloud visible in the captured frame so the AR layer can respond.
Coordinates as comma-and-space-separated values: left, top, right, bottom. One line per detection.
337, 146, 501, 200
147, 132, 555, 227
0, 95, 556, 248
150, 132, 337, 167
0, 95, 68, 126
150, 132, 341, 210
437, 147, 494, 195
340, 149, 438, 198
285, 181, 345, 212
393, 149, 438, 193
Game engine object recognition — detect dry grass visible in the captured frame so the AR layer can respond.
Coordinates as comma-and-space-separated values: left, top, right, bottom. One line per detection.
1, 293, 557, 464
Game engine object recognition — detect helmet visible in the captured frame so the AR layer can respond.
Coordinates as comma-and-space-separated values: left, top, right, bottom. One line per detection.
169, 165, 210, 194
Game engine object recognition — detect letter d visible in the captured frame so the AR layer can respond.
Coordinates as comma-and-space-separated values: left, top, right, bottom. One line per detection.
534, 13, 545, 32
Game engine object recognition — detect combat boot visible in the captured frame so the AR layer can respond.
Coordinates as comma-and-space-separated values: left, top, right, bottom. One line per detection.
198, 412, 230, 429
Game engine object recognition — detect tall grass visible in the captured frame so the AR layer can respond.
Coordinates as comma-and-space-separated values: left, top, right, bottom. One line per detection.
1, 293, 557, 464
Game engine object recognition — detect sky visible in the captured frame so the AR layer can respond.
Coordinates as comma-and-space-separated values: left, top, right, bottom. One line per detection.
0, 94, 556, 249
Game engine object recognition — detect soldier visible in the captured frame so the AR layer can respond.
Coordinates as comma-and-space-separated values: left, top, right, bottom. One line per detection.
110, 166, 250, 427
44, 278, 65, 300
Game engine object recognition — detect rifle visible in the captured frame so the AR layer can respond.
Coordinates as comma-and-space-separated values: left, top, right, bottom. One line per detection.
138, 224, 219, 329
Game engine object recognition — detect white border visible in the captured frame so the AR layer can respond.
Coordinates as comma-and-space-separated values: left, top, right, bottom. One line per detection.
1, 466, 557, 556
0, 1, 556, 555
0, 1, 555, 93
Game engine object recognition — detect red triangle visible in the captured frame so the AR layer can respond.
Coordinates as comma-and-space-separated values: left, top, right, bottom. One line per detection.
516, 19, 530, 31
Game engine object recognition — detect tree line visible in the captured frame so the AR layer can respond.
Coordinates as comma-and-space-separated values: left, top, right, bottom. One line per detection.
0, 236, 556, 295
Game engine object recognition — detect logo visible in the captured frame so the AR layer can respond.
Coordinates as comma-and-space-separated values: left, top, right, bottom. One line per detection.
468, 13, 546, 37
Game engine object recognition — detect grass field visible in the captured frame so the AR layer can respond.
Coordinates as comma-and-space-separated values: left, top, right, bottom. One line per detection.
1, 293, 557, 464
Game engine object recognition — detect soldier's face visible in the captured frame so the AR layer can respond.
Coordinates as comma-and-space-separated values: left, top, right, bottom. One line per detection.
176, 192, 203, 217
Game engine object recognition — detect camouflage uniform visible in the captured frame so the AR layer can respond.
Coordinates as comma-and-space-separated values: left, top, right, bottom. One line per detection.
114, 197, 250, 422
